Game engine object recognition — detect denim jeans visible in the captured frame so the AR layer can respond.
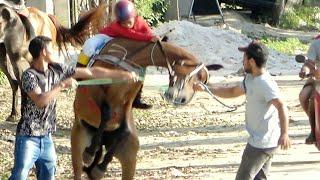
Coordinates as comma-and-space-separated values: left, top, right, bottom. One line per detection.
9, 134, 56, 180
235, 143, 277, 180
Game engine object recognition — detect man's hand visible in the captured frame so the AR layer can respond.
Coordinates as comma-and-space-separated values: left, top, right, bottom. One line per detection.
122, 71, 139, 83
278, 133, 291, 150
60, 78, 77, 89
130, 72, 139, 82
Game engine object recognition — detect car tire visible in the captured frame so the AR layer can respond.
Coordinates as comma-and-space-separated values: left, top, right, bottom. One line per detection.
271, 0, 286, 25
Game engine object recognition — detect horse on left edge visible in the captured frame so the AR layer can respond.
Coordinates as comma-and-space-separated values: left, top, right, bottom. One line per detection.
0, 3, 106, 121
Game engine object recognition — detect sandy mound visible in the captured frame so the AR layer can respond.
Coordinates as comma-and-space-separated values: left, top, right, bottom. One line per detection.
154, 21, 301, 76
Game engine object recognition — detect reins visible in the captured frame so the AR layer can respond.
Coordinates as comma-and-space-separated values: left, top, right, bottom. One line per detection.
199, 82, 245, 113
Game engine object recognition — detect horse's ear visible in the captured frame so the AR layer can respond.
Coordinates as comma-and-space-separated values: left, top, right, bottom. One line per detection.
206, 64, 223, 71
1, 8, 12, 22
161, 36, 168, 42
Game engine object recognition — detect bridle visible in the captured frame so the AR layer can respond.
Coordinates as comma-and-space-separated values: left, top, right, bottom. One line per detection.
150, 41, 209, 105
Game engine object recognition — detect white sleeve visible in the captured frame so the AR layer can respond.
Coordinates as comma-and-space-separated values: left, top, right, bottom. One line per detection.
260, 80, 279, 103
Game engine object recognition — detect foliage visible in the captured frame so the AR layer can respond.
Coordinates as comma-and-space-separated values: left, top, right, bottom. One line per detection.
134, 0, 168, 27
0, 70, 6, 85
261, 37, 309, 55
280, 6, 320, 31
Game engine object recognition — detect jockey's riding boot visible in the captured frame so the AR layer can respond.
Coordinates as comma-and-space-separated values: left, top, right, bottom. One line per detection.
133, 85, 152, 109
306, 97, 316, 144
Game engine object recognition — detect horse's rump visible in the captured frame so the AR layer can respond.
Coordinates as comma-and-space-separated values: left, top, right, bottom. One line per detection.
25, 7, 57, 42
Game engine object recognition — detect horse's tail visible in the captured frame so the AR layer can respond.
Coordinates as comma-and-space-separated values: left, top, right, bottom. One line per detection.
48, 3, 107, 51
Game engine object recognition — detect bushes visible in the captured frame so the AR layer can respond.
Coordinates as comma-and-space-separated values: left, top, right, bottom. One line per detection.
134, 0, 168, 27
261, 37, 309, 55
280, 6, 320, 31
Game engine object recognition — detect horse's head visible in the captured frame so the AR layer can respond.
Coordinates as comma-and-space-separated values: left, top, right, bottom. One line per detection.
0, 4, 17, 42
157, 42, 222, 105
89, 39, 223, 107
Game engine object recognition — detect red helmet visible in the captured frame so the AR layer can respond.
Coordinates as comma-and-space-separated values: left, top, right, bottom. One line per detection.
115, 0, 136, 22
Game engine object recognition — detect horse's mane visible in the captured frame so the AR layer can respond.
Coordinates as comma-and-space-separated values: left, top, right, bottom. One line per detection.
162, 42, 199, 65
18, 13, 35, 40
103, 38, 200, 67
48, 3, 107, 52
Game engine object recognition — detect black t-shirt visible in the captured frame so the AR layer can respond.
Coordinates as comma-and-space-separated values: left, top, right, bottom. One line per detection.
17, 63, 75, 136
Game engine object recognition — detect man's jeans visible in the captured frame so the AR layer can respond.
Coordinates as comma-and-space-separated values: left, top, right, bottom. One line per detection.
235, 143, 277, 180
9, 134, 56, 180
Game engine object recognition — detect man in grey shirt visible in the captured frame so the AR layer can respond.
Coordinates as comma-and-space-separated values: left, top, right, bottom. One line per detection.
194, 41, 291, 180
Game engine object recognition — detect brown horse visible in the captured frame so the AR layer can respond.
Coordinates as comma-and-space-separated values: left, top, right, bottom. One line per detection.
71, 38, 222, 179
0, 3, 105, 121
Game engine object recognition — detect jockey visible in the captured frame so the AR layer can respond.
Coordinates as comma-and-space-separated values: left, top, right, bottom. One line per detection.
77, 0, 157, 109
99, 0, 159, 42
100, 0, 159, 109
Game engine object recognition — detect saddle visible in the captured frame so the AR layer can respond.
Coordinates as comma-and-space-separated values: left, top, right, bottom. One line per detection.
78, 35, 144, 77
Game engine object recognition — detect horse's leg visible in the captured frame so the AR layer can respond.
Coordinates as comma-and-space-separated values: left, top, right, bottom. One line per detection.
83, 145, 104, 178
0, 43, 19, 122
89, 127, 131, 180
71, 119, 93, 180
83, 102, 111, 166
8, 53, 27, 84
114, 132, 139, 180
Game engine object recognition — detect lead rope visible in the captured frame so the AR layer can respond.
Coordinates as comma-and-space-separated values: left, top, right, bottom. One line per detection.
199, 82, 245, 113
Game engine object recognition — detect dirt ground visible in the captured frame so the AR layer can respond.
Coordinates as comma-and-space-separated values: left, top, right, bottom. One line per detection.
1, 74, 320, 180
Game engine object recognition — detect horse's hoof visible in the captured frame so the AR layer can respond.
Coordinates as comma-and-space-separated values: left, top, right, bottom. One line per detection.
6, 115, 18, 122
90, 166, 105, 180
82, 151, 94, 166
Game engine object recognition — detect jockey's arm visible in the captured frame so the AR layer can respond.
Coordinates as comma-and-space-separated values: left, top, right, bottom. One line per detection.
72, 67, 136, 82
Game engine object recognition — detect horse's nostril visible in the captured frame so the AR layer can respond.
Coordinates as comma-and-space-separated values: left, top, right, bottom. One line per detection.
180, 98, 186, 104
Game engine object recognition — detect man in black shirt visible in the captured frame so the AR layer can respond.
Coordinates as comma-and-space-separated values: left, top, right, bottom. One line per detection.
9, 36, 136, 179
